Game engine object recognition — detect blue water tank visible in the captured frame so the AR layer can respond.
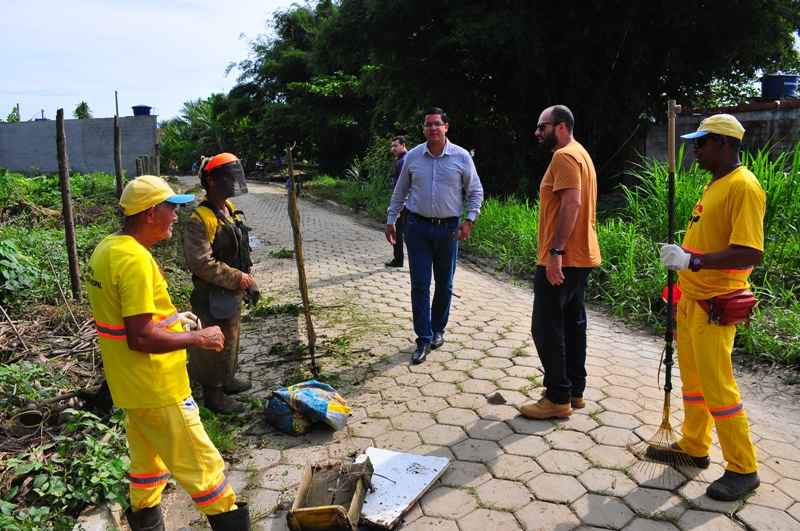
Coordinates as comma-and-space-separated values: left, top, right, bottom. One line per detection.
132, 105, 152, 116
760, 74, 799, 98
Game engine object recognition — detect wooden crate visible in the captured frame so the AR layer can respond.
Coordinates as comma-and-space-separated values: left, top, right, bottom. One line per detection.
287, 460, 373, 531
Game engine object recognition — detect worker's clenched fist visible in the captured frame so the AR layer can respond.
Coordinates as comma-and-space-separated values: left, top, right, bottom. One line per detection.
194, 325, 225, 351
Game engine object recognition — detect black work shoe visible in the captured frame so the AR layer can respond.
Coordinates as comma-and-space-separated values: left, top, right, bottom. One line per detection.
412, 343, 431, 364
207, 502, 250, 530
431, 332, 445, 349
706, 470, 760, 501
645, 442, 710, 469
223, 376, 252, 395
125, 505, 164, 531
204, 386, 245, 414
385, 259, 403, 267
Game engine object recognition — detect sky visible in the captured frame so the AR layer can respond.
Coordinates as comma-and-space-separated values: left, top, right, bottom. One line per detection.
2, 0, 296, 122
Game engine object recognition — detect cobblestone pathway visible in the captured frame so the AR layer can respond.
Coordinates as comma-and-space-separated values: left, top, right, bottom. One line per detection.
165, 180, 800, 530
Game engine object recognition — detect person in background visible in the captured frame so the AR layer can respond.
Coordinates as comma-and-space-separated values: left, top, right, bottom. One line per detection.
386, 135, 408, 267
86, 175, 249, 530
184, 153, 258, 414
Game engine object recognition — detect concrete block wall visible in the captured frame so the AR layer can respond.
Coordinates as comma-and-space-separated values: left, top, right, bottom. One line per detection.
0, 115, 157, 176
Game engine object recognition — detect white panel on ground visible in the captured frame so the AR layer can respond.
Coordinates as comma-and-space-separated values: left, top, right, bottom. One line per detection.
355, 447, 449, 529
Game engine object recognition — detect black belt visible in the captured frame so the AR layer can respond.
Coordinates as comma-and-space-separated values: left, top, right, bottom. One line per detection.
408, 212, 459, 225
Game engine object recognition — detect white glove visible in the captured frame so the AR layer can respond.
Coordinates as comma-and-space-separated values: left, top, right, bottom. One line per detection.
178, 311, 202, 331
660, 244, 691, 270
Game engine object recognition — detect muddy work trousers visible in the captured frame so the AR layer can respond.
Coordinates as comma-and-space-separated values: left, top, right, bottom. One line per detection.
676, 297, 757, 474
126, 397, 236, 515
188, 293, 241, 388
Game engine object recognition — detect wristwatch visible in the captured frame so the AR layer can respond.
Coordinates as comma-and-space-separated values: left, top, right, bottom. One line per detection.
549, 248, 566, 256
689, 254, 703, 272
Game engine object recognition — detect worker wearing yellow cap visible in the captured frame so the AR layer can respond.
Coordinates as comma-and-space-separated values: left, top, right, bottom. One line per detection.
184, 153, 259, 413
86, 175, 249, 530
648, 114, 765, 501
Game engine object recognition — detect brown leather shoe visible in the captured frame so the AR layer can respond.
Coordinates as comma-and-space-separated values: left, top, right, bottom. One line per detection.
539, 389, 585, 410
204, 386, 244, 414
520, 397, 572, 419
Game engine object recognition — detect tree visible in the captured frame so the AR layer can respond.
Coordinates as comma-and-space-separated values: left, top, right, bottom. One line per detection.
6, 106, 20, 123
73, 101, 92, 119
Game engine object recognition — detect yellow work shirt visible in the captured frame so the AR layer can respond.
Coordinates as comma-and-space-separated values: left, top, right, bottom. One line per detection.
678, 166, 766, 300
86, 234, 190, 409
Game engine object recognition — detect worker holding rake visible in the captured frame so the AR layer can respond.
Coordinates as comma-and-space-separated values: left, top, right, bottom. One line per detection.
650, 114, 764, 501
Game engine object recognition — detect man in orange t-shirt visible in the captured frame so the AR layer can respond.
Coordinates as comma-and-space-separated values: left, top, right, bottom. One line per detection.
521, 105, 601, 420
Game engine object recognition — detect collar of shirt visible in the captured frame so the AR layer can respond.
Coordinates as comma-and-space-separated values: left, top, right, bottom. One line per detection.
424, 139, 452, 158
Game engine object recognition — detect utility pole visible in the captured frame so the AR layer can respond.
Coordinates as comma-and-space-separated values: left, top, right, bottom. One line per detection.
113, 90, 124, 197
56, 109, 82, 300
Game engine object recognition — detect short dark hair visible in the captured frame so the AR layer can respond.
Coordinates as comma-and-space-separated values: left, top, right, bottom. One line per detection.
424, 107, 448, 124
392, 135, 406, 146
549, 105, 575, 132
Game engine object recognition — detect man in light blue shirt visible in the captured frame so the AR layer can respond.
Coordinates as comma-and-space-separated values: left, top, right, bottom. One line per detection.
385, 107, 484, 363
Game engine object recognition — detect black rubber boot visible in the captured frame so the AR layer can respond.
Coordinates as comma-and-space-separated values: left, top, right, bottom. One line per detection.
223, 376, 252, 395
204, 386, 245, 414
125, 505, 164, 531
207, 502, 250, 530
707, 470, 760, 501
645, 442, 710, 469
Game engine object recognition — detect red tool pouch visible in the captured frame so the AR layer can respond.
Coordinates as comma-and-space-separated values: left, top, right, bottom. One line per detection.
697, 290, 758, 326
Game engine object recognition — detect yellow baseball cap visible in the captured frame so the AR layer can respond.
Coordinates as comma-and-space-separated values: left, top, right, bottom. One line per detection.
119, 175, 195, 216
680, 114, 745, 141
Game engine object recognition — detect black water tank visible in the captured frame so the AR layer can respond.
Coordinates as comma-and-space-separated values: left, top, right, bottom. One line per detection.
760, 74, 799, 98
132, 105, 152, 116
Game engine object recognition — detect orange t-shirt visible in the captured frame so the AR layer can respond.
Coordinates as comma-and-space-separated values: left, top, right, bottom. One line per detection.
537, 140, 602, 267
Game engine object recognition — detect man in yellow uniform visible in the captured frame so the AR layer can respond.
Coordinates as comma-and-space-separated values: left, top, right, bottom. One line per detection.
86, 175, 250, 530
650, 114, 765, 501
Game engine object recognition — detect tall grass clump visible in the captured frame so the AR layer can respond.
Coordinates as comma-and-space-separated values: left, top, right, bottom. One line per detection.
463, 198, 539, 275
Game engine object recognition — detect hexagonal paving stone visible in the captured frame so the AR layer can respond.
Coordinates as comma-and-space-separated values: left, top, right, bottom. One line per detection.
487, 454, 542, 480
583, 445, 637, 469
454, 348, 484, 360
676, 509, 745, 530
257, 464, 304, 491
776, 477, 800, 500
545, 430, 594, 452
496, 376, 531, 391
364, 376, 397, 391
458, 508, 522, 531
572, 493, 635, 529
437, 407, 480, 427
507, 416, 556, 436
527, 473, 586, 503
406, 396, 450, 413
746, 482, 794, 510
281, 445, 329, 466
600, 397, 643, 415
677, 480, 741, 514
758, 438, 800, 460
451, 439, 502, 463
440, 460, 493, 488
446, 393, 487, 410
421, 381, 459, 398
350, 418, 392, 438
477, 404, 519, 421
622, 518, 680, 531
395, 373, 434, 387
504, 365, 541, 379
409, 362, 444, 375
596, 411, 642, 429
392, 412, 436, 431
460, 379, 497, 395
762, 456, 800, 481
419, 486, 478, 519
413, 444, 455, 461
627, 461, 687, 491
499, 434, 550, 458
234, 449, 281, 471
400, 516, 459, 531
366, 401, 409, 419
382, 386, 422, 401
245, 488, 281, 514
373, 430, 421, 452
431, 370, 469, 383
326, 437, 373, 460
448, 359, 478, 372
515, 500, 581, 531
590, 426, 640, 447
623, 488, 687, 521
480, 357, 513, 369
476, 478, 533, 511
470, 367, 507, 381
466, 419, 514, 441
419, 424, 467, 446
578, 468, 638, 497
536, 449, 591, 476
558, 413, 600, 433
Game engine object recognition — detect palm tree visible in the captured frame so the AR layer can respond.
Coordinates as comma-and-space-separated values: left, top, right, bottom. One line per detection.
73, 101, 92, 119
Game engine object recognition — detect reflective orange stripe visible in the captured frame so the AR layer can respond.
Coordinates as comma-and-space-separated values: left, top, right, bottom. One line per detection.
192, 478, 230, 506
128, 470, 170, 489
709, 403, 744, 419
158, 312, 179, 326
682, 392, 705, 404
96, 320, 127, 341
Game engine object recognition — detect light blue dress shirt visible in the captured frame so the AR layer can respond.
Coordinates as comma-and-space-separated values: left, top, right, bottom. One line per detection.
387, 140, 484, 225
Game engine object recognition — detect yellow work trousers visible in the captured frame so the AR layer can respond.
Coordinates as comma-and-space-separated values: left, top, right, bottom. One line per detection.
125, 396, 237, 515
676, 298, 757, 474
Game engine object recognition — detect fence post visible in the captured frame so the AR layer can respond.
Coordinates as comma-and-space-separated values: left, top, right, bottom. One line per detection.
55, 109, 82, 300
114, 115, 124, 197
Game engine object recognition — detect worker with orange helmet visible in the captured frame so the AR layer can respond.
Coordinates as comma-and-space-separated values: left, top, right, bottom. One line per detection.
184, 153, 259, 413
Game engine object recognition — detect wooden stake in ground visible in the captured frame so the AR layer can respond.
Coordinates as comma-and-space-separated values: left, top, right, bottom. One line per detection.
113, 91, 124, 198
55, 109, 82, 301
286, 144, 319, 377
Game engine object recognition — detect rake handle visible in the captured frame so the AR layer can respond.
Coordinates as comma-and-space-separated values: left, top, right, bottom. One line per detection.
664, 99, 681, 393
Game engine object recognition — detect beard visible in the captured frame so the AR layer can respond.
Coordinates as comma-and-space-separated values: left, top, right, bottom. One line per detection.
538, 130, 558, 151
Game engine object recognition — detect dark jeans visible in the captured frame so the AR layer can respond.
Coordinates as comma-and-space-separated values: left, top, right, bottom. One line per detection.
393, 209, 407, 263
405, 212, 459, 346
532, 266, 592, 404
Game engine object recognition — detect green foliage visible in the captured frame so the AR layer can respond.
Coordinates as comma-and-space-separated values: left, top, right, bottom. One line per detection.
0, 361, 70, 410
199, 407, 239, 453
0, 241, 40, 303
6, 106, 20, 123
72, 101, 92, 120
1, 410, 129, 530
